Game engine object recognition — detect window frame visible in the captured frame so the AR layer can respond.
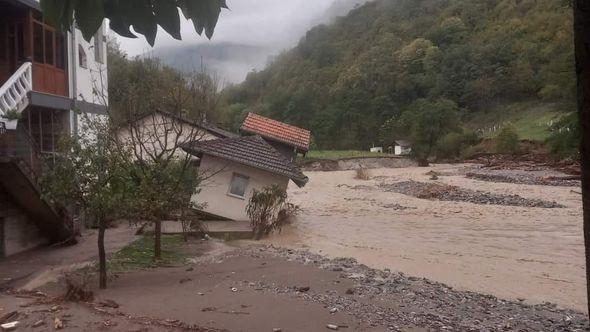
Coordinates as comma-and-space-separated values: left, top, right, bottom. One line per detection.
227, 173, 250, 199
78, 44, 87, 69
93, 32, 104, 63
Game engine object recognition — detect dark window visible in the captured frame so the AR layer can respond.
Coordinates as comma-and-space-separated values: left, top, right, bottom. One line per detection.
78, 44, 87, 68
16, 23, 24, 62
0, 24, 6, 62
33, 23, 44, 63
56, 34, 66, 69
44, 29, 54, 65
32, 10, 43, 22
93, 32, 103, 63
228, 173, 249, 198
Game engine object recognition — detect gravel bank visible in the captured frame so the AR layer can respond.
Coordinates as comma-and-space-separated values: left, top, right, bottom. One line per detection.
378, 180, 564, 208
241, 246, 588, 331
466, 170, 581, 187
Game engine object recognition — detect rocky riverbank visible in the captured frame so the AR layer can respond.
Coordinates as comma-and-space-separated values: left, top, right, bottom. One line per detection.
378, 180, 564, 208
238, 245, 588, 331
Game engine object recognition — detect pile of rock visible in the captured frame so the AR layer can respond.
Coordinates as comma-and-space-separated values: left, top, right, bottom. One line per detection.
379, 180, 564, 208
243, 246, 589, 331
466, 171, 581, 187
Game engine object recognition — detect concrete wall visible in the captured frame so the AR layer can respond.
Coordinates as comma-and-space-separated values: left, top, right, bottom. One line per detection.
194, 155, 290, 221
0, 187, 46, 257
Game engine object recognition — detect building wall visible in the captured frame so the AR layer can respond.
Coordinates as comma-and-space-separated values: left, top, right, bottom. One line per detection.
0, 186, 46, 257
68, 21, 109, 136
194, 156, 290, 221
117, 112, 220, 160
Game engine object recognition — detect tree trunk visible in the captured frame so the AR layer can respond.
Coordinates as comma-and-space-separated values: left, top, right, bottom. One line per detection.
154, 220, 162, 260
573, 0, 590, 318
98, 222, 107, 289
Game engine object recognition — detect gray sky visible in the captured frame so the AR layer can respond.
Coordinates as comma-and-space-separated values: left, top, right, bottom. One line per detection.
118, 1, 337, 57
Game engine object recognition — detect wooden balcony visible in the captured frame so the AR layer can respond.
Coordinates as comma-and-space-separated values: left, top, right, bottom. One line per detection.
0, 1, 68, 98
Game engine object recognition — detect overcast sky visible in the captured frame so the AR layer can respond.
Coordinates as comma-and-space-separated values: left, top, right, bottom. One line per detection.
118, 1, 338, 57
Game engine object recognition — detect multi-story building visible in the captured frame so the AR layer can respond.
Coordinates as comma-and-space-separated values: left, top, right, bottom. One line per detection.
0, 0, 108, 257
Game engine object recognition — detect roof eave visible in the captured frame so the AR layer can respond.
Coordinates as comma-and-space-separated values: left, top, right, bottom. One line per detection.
241, 128, 309, 152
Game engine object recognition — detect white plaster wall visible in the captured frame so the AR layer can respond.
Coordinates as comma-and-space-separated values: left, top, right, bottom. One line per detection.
117, 113, 219, 160
73, 23, 108, 106
194, 156, 290, 221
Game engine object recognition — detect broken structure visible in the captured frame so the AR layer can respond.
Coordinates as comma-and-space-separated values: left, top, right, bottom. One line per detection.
183, 135, 308, 221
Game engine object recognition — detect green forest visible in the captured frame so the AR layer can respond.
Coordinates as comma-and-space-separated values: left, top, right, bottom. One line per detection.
218, 0, 576, 152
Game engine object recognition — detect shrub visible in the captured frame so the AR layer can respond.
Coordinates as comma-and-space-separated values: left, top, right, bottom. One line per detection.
246, 185, 299, 240
434, 130, 480, 161
547, 113, 580, 159
355, 167, 371, 180
495, 124, 520, 154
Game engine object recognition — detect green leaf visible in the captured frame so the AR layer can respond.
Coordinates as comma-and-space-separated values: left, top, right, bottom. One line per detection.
74, 0, 105, 41
154, 0, 182, 40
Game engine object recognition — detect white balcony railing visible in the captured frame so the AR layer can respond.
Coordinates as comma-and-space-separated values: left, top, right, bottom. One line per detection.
0, 61, 33, 118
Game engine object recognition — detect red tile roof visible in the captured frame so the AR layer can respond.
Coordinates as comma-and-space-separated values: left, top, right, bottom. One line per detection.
240, 113, 311, 152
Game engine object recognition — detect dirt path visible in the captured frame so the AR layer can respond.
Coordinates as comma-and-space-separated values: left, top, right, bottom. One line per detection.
0, 225, 138, 290
263, 164, 586, 312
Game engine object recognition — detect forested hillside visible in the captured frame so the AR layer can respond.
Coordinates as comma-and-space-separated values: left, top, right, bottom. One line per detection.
219, 0, 575, 150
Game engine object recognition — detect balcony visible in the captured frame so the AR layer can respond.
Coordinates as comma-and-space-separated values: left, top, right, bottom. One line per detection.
0, 0, 68, 98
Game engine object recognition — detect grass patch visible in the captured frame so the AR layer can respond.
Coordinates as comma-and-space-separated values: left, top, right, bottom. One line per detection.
465, 101, 570, 141
307, 150, 391, 160
107, 235, 187, 272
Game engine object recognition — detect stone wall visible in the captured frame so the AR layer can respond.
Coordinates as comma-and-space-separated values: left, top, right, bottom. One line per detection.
301, 157, 418, 172
0, 186, 47, 257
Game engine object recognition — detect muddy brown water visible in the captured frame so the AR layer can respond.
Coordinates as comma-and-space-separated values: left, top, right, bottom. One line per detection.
262, 164, 586, 312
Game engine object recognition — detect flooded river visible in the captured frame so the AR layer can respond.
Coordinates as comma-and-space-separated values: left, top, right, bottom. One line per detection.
264, 164, 586, 312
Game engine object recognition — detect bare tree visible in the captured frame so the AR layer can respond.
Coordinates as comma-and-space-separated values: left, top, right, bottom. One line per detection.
573, 0, 590, 318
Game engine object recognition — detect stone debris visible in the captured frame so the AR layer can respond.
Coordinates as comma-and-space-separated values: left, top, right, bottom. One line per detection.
0, 321, 19, 331
379, 180, 564, 208
466, 171, 581, 187
238, 246, 589, 331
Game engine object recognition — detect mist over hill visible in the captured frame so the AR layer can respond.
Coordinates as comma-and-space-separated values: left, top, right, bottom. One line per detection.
142, 0, 369, 84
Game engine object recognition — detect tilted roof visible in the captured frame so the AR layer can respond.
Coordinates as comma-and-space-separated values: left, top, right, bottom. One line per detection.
182, 135, 308, 187
240, 113, 311, 152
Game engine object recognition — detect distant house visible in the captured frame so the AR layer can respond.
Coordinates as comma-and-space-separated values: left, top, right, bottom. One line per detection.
183, 135, 308, 221
394, 140, 412, 156
240, 113, 311, 161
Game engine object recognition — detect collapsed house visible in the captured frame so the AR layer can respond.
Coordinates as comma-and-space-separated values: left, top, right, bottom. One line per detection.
183, 135, 308, 221
0, 0, 108, 257
183, 113, 311, 221
240, 112, 311, 161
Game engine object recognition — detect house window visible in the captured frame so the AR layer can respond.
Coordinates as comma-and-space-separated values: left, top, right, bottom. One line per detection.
32, 14, 59, 66
228, 173, 249, 199
93, 32, 104, 63
55, 34, 66, 69
78, 44, 87, 68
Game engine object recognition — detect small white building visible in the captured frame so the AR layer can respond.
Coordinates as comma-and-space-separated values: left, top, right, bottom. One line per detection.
394, 140, 412, 156
183, 135, 308, 221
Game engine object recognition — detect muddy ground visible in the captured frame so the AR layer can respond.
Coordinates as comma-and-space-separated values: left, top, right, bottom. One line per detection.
1, 242, 587, 331
265, 164, 586, 312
